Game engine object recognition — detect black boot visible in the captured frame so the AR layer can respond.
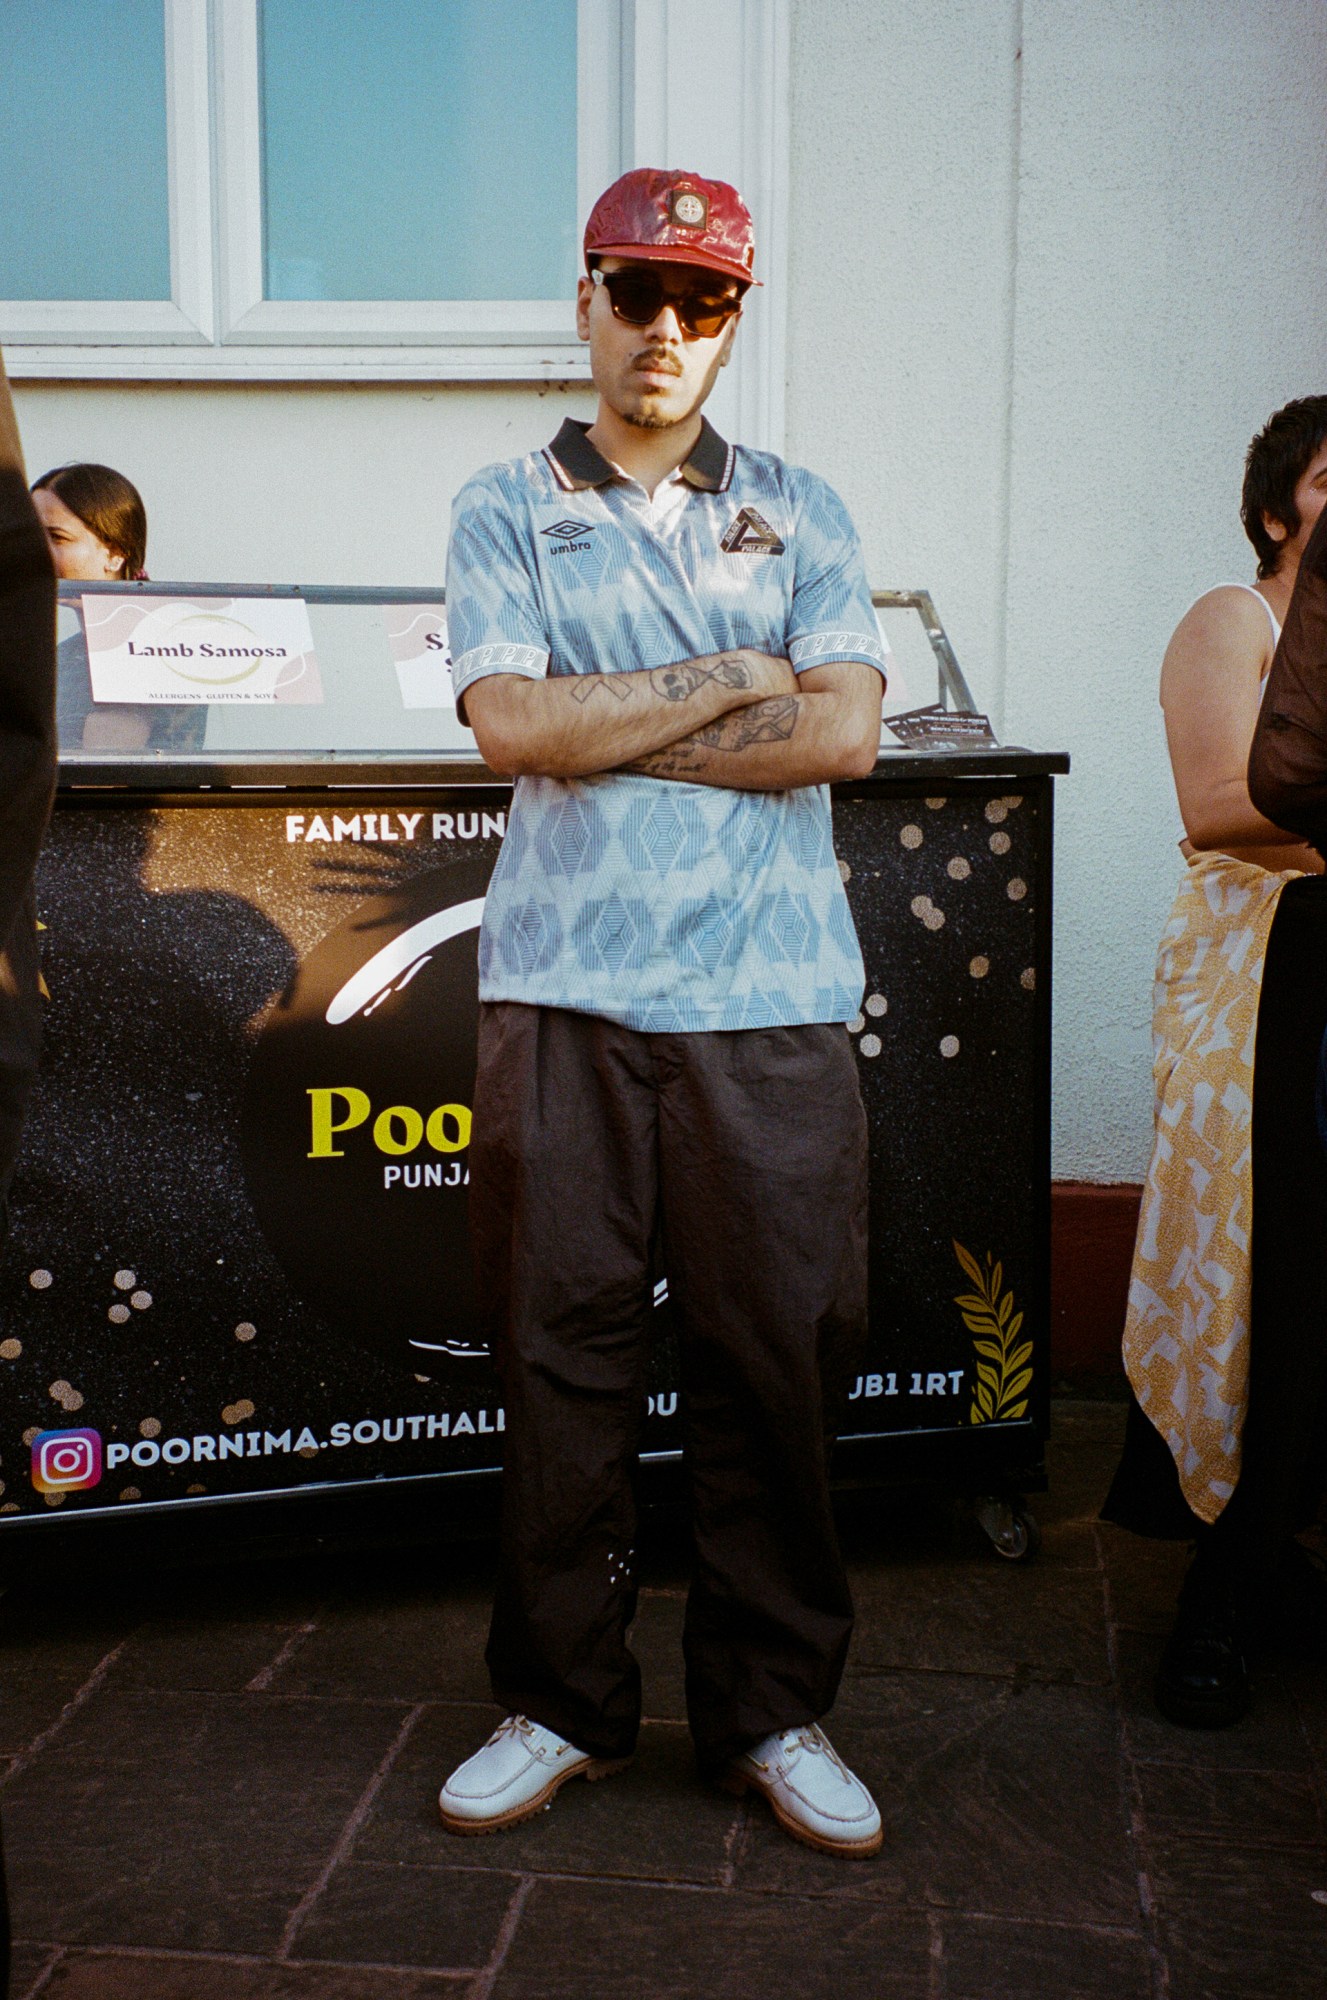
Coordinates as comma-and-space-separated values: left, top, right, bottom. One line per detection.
1154, 1562, 1250, 1729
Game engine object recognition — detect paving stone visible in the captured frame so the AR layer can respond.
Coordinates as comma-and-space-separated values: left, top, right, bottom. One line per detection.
735, 1673, 1138, 1926
356, 1706, 738, 1887
0, 1585, 143, 1682
8, 1941, 62, 1999
274, 1590, 490, 1706
106, 1611, 320, 1695
1147, 1838, 1327, 1999
0, 1669, 94, 1757
845, 1556, 1112, 1685
3, 1688, 415, 1953
1134, 1762, 1322, 1847
1040, 1402, 1129, 1527
292, 1860, 518, 1971
490, 1878, 931, 2000
1114, 1630, 1315, 1772
32, 1955, 473, 1997
1098, 1522, 1189, 1637
938, 1912, 1152, 1999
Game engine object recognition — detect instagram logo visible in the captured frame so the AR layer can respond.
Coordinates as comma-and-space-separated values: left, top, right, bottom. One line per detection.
31, 1428, 103, 1494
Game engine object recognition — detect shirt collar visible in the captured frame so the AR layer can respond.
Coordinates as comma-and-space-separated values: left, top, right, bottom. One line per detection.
544, 417, 734, 494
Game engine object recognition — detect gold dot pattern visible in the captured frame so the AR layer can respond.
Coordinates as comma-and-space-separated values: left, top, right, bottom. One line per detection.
865, 993, 887, 1017
49, 1379, 84, 1412
940, 1035, 961, 1058
28, 1269, 52, 1291
846, 1011, 865, 1033
925, 797, 946, 810
113, 1270, 136, 1291
108, 1304, 130, 1324
222, 1399, 255, 1426
131, 1290, 152, 1311
1, 1503, 17, 1514
185, 1483, 207, 1495
969, 956, 990, 979
44, 1492, 64, 1507
900, 824, 923, 849
1021, 967, 1036, 990
985, 801, 1008, 824
235, 1322, 257, 1342
947, 856, 971, 880
22, 1427, 38, 1447
911, 896, 945, 931
837, 857, 851, 882
297, 1444, 318, 1459
989, 831, 1011, 855
0, 1338, 21, 1360
119, 1487, 141, 1502
1007, 878, 1028, 902
859, 1034, 882, 1058
139, 1417, 161, 1438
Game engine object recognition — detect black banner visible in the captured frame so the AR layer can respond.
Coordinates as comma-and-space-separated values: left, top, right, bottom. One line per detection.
0, 781, 1047, 1523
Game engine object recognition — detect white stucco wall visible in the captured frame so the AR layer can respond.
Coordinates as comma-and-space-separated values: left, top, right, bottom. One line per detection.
787, 0, 1327, 1181
10, 2, 1327, 1182
9, 379, 594, 585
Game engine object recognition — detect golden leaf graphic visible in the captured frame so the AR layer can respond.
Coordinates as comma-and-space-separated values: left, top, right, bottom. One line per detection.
952, 1240, 1032, 1426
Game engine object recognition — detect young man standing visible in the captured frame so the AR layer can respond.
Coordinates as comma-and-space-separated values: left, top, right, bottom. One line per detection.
439, 170, 888, 1855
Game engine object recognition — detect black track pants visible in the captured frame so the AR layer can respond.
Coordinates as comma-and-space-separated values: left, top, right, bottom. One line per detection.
470, 1002, 869, 1770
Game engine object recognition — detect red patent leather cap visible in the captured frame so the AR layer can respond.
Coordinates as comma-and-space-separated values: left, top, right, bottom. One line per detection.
583, 168, 758, 287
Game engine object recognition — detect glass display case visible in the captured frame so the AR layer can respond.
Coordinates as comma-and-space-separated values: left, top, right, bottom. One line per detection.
2, 584, 1066, 1561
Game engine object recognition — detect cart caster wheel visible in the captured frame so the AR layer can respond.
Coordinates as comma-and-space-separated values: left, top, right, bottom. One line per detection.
974, 1495, 1042, 1563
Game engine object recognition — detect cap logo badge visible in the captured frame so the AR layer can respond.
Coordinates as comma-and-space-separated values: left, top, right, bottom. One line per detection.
669, 189, 708, 230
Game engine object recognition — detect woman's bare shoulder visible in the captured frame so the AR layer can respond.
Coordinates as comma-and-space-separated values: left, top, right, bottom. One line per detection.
1168, 585, 1272, 653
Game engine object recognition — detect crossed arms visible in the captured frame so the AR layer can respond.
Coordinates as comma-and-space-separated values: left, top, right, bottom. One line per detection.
463, 648, 883, 790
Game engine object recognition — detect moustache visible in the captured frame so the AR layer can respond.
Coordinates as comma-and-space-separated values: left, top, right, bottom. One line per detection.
632, 350, 683, 377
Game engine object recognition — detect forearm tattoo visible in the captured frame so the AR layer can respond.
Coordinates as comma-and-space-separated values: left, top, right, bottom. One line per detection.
693, 696, 799, 748
570, 673, 633, 704
569, 652, 752, 707
627, 695, 801, 778
649, 653, 753, 702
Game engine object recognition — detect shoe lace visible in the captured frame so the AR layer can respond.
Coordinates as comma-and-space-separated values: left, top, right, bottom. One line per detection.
777, 1724, 850, 1778
488, 1714, 536, 1748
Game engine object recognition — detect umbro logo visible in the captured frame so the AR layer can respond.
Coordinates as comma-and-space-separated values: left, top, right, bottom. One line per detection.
720, 507, 786, 556
541, 520, 597, 541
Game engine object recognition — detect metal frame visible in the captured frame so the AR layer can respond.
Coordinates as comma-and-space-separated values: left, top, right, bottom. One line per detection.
57, 581, 984, 790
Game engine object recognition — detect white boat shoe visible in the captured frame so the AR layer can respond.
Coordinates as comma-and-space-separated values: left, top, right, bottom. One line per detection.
720, 1723, 883, 1856
438, 1715, 631, 1835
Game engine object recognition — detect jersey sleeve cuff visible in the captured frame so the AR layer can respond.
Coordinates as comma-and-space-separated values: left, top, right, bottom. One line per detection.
789, 631, 891, 680
450, 642, 550, 724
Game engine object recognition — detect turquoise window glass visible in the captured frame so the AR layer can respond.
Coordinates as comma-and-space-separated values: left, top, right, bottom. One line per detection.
260, 0, 580, 302
0, 0, 171, 301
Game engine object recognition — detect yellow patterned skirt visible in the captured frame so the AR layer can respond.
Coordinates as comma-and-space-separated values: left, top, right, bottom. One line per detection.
1123, 851, 1304, 1523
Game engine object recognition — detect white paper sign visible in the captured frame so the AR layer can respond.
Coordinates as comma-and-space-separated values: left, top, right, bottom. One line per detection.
383, 605, 453, 710
83, 596, 322, 704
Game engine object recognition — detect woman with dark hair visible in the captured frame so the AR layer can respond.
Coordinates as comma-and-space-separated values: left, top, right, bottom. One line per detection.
31, 461, 147, 585
30, 461, 200, 752
1104, 396, 1327, 1728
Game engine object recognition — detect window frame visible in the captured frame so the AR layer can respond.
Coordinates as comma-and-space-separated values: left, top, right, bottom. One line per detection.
0, 0, 214, 348
3, 0, 790, 453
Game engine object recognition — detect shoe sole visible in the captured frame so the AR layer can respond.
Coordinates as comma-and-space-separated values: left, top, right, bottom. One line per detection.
717, 1767, 883, 1858
439, 1754, 632, 1835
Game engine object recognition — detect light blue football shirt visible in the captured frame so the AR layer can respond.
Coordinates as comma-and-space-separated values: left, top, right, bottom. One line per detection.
446, 418, 889, 1033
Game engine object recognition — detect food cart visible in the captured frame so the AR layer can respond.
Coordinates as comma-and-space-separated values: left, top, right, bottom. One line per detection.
0, 584, 1066, 1560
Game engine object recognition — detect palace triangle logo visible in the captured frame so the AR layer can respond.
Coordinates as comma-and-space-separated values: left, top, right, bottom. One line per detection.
719, 507, 786, 555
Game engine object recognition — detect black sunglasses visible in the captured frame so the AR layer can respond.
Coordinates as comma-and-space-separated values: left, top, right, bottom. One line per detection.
591, 266, 744, 340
